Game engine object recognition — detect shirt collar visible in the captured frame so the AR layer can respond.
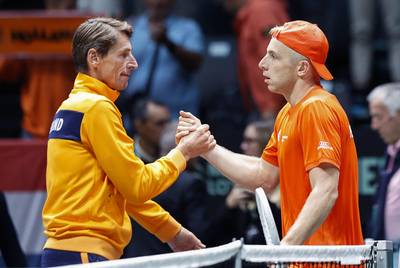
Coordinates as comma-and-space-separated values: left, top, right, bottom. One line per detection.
387, 139, 400, 158
72, 72, 120, 103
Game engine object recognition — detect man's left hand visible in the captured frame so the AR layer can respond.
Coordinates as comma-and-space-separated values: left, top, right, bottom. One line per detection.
167, 227, 206, 251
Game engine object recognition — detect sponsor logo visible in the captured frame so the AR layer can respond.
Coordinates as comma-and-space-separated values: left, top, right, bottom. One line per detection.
317, 141, 333, 150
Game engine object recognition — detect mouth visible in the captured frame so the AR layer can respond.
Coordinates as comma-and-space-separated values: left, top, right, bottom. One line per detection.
262, 72, 270, 80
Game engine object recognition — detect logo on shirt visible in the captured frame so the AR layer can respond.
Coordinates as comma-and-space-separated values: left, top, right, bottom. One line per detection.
317, 141, 333, 150
277, 130, 288, 143
48, 110, 84, 141
49, 118, 64, 133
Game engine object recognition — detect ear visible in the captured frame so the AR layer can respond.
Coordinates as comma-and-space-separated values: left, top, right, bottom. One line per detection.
297, 60, 310, 77
87, 48, 100, 69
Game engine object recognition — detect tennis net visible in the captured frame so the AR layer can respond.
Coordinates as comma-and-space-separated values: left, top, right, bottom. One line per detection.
59, 240, 393, 268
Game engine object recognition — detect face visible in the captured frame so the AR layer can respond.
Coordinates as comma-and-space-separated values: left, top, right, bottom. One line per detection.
137, 102, 171, 146
94, 33, 138, 91
258, 38, 299, 97
241, 124, 262, 156
369, 100, 400, 144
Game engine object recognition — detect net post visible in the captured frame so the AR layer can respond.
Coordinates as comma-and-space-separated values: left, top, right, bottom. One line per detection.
234, 238, 243, 268
375, 240, 393, 268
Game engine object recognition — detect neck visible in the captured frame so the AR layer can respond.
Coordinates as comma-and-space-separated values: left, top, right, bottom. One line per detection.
287, 79, 319, 106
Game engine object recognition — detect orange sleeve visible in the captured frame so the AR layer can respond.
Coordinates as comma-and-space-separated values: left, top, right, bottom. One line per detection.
261, 129, 279, 166
298, 101, 341, 171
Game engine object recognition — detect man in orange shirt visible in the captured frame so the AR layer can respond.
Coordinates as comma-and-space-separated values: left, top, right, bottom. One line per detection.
177, 20, 363, 245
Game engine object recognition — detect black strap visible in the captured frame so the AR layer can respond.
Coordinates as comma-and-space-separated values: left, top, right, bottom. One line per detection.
143, 43, 160, 95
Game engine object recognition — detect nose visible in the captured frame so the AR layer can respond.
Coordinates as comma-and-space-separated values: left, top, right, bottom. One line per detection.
258, 55, 267, 70
127, 54, 138, 71
370, 118, 379, 131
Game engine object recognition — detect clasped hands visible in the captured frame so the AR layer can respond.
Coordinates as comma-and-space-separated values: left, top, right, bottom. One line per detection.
175, 111, 215, 160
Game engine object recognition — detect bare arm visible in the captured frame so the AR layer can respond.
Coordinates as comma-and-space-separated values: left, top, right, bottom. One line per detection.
177, 111, 279, 191
280, 164, 339, 245
202, 145, 279, 191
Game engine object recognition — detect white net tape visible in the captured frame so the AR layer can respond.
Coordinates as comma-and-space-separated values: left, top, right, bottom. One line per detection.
59, 241, 381, 268
60, 240, 242, 268
241, 244, 373, 265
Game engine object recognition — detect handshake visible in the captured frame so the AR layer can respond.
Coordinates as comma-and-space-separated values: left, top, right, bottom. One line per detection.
175, 111, 216, 161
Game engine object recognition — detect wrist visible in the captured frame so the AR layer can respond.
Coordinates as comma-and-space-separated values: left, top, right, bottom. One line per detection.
175, 144, 190, 161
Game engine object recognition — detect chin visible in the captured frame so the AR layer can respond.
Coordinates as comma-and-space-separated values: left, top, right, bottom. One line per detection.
267, 85, 277, 93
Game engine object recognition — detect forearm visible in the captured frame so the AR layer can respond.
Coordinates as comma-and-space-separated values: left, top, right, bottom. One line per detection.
282, 186, 337, 245
202, 144, 277, 190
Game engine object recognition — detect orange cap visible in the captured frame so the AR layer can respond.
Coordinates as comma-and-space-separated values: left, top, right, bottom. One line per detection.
270, 20, 333, 80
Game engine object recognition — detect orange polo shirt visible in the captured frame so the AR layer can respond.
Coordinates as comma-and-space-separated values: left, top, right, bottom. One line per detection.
262, 86, 363, 245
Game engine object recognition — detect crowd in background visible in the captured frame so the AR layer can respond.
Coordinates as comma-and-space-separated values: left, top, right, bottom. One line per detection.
0, 0, 399, 267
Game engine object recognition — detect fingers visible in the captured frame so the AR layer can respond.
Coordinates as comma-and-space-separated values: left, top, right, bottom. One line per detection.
175, 130, 188, 145
179, 111, 202, 126
194, 241, 206, 249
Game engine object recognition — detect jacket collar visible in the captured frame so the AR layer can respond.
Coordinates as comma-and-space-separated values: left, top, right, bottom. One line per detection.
387, 139, 400, 158
72, 72, 120, 103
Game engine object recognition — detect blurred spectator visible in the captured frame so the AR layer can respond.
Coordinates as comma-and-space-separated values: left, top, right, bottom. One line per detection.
119, 0, 204, 133
0, 0, 77, 139
223, 0, 289, 118
122, 104, 209, 257
0, 192, 27, 267
129, 98, 171, 160
350, 0, 400, 91
77, 0, 123, 17
240, 119, 281, 243
367, 83, 400, 268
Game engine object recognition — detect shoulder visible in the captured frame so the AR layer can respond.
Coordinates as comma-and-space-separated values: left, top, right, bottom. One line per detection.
300, 89, 343, 115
